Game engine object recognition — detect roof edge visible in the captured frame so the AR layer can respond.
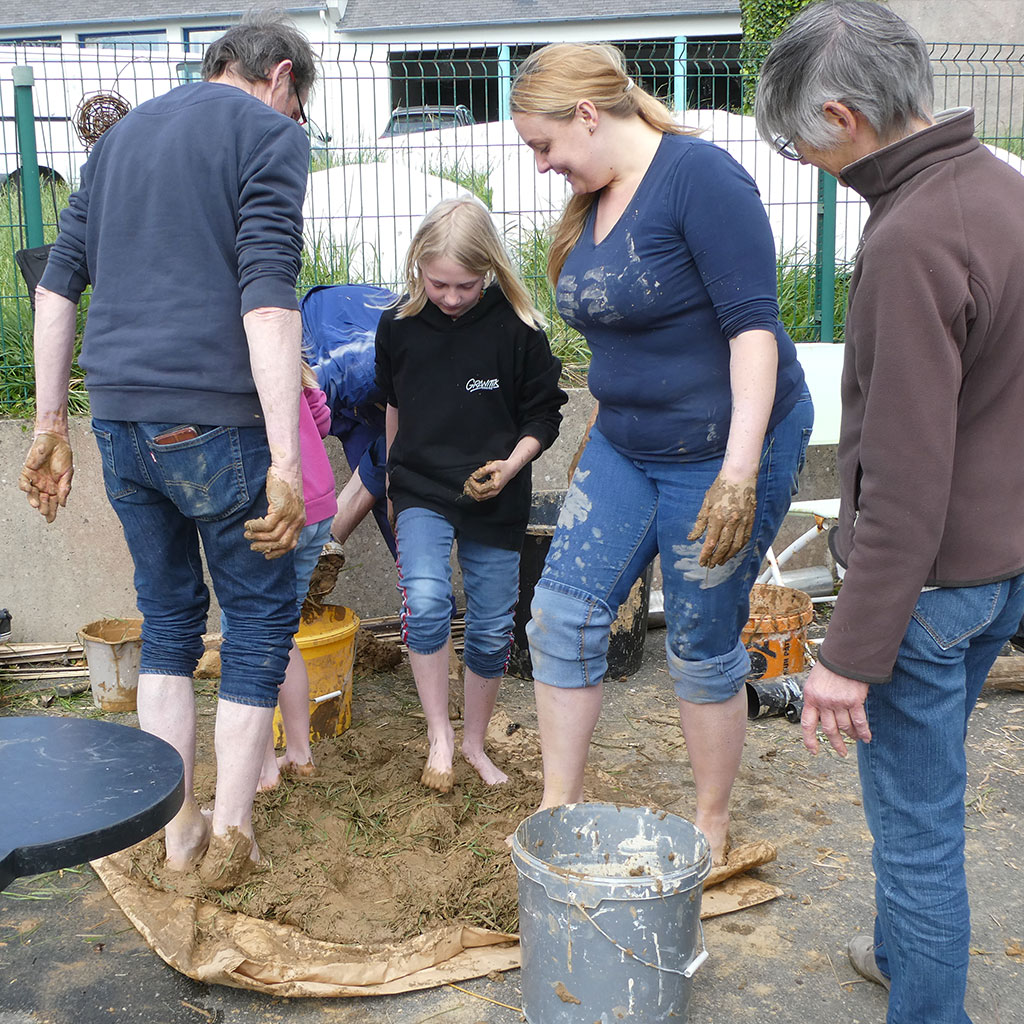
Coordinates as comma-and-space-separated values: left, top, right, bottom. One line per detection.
0, 6, 324, 34
337, 9, 740, 34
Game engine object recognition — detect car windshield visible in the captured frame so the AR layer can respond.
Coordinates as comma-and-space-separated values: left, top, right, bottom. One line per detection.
388, 111, 453, 134
382, 106, 475, 137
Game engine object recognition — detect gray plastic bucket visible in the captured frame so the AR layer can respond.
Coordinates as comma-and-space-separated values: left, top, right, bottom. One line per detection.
512, 803, 711, 1023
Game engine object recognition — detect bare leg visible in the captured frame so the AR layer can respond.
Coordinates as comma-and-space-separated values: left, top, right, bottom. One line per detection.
462, 667, 507, 785
193, 701, 277, 890
534, 680, 603, 808
277, 643, 314, 772
677, 687, 747, 864
256, 731, 280, 793
409, 645, 455, 792
331, 468, 377, 545
209, 700, 275, 848
136, 672, 210, 871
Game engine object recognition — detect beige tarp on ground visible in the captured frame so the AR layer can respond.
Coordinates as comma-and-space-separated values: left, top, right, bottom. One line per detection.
93, 849, 519, 996
92, 840, 780, 998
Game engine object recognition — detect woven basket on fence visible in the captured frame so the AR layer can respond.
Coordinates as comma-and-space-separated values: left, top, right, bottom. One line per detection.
74, 91, 132, 149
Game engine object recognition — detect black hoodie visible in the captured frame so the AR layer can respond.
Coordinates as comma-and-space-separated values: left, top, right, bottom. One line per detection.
375, 285, 567, 549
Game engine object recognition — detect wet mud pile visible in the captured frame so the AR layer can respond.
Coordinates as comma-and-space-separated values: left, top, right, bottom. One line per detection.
126, 706, 623, 948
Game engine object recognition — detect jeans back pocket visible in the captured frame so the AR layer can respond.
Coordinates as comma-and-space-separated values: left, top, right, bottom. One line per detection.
145, 426, 251, 522
912, 582, 1002, 650
91, 423, 138, 500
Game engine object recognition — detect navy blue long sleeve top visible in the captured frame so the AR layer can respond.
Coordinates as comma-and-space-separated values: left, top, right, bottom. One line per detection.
41, 81, 309, 426
557, 132, 804, 461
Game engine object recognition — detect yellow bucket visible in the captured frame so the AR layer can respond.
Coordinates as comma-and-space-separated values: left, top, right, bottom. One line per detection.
741, 584, 813, 680
273, 604, 359, 746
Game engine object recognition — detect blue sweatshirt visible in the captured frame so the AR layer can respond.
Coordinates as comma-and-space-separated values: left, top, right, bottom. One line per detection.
41, 81, 309, 426
557, 132, 804, 461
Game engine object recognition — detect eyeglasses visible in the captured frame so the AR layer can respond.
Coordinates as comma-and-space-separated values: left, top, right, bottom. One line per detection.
773, 136, 802, 161
288, 70, 307, 126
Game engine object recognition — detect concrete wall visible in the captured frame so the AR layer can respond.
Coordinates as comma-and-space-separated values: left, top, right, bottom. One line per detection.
888, 1, 1024, 140
1, 395, 837, 643
889, 1, 1024, 42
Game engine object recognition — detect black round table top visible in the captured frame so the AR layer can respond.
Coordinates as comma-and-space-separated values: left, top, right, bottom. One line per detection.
0, 716, 184, 891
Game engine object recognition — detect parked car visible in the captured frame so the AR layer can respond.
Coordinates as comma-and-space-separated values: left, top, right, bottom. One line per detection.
380, 104, 474, 137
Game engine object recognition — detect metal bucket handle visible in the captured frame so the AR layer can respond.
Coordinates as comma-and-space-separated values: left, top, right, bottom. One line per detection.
571, 898, 709, 979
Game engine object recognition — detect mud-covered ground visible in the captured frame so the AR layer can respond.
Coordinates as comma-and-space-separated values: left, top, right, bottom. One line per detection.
3, 624, 1023, 1024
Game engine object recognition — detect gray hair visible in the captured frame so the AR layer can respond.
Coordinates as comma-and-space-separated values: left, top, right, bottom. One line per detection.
755, 0, 933, 151
201, 12, 317, 93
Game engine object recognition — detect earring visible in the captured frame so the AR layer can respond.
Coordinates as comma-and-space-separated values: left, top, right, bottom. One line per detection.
588, 125, 595, 135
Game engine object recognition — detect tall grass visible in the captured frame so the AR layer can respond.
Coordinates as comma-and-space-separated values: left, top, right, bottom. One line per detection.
510, 226, 589, 384
0, 180, 90, 417
426, 154, 494, 209
980, 132, 1024, 158
777, 248, 851, 342
310, 145, 388, 174
1, 200, 851, 416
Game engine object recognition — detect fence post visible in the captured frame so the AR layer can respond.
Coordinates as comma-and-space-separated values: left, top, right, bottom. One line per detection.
673, 37, 688, 111
497, 45, 511, 121
12, 66, 45, 249
814, 169, 837, 343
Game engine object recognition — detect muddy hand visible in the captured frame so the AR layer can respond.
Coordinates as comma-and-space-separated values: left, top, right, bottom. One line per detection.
688, 472, 756, 568
463, 460, 506, 502
19, 431, 74, 524
244, 466, 305, 559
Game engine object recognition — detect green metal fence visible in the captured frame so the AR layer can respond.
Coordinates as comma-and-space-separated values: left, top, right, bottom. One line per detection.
2, 38, 1023, 415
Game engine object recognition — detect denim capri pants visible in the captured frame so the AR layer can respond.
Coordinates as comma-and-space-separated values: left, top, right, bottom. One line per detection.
91, 419, 300, 709
527, 391, 813, 702
396, 507, 520, 679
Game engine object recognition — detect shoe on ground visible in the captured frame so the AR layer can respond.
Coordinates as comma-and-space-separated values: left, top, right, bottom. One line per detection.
848, 934, 891, 991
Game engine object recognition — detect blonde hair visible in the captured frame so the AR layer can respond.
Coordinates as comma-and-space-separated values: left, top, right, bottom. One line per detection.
300, 359, 318, 388
397, 196, 544, 329
511, 42, 698, 288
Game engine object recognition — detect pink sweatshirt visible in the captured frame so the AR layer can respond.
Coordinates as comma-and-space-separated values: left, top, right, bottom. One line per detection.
300, 385, 338, 526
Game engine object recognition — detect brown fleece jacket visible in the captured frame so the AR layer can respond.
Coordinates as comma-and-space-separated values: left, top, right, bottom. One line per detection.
819, 108, 1024, 683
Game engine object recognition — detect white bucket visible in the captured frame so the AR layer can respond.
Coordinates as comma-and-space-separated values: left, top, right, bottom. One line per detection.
78, 618, 143, 712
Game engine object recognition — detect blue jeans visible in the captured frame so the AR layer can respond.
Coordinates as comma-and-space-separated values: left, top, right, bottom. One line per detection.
289, 517, 333, 618
527, 391, 813, 700
91, 419, 299, 708
395, 507, 519, 678
860, 574, 1024, 1024
219, 516, 333, 635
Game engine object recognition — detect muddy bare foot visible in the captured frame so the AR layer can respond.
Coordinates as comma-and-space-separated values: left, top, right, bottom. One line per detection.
696, 811, 731, 866
197, 827, 259, 891
256, 763, 281, 793
420, 724, 455, 793
279, 756, 317, 779
164, 799, 211, 872
420, 765, 455, 793
462, 746, 509, 786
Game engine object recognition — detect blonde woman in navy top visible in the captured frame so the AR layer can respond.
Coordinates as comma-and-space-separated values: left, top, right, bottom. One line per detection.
512, 42, 812, 863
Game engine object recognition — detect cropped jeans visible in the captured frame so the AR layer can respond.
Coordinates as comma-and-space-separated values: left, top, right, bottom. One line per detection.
395, 507, 519, 679
527, 390, 813, 701
859, 573, 1024, 1024
92, 419, 298, 708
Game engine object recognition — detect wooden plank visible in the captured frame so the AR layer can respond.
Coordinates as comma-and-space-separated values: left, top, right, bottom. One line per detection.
984, 653, 1024, 692
0, 667, 90, 681
0, 642, 84, 664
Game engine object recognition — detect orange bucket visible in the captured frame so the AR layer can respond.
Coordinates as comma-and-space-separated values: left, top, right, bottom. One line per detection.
741, 584, 813, 680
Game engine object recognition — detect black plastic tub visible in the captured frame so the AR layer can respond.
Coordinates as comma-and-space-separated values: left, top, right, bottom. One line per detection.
508, 489, 652, 680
